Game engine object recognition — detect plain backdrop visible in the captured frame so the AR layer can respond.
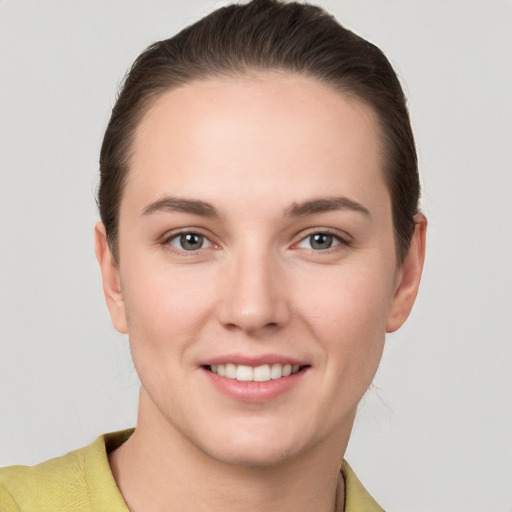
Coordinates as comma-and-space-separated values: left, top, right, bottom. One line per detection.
1, 1, 511, 511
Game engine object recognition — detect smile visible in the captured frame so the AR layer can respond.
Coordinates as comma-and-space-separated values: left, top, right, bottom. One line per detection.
208, 363, 302, 382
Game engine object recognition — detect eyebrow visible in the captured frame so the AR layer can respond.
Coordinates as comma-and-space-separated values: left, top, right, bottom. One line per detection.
141, 195, 370, 219
285, 196, 371, 218
142, 197, 220, 217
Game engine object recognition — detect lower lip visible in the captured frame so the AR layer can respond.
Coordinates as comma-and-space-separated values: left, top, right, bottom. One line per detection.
202, 367, 307, 402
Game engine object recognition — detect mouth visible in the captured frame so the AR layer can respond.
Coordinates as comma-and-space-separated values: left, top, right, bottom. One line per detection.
205, 363, 307, 382
201, 359, 310, 402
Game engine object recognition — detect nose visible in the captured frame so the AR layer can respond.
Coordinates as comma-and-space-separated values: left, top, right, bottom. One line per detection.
217, 246, 291, 335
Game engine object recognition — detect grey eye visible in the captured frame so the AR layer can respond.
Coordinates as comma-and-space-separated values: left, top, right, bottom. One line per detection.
297, 233, 340, 250
310, 233, 334, 250
170, 232, 210, 251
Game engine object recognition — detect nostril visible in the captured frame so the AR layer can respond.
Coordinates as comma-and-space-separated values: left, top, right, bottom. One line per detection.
222, 320, 280, 333
224, 322, 241, 332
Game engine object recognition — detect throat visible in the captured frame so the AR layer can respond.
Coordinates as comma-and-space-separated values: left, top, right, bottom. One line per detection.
107, 425, 344, 512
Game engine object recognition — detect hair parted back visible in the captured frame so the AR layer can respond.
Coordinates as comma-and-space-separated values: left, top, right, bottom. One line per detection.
99, 0, 420, 263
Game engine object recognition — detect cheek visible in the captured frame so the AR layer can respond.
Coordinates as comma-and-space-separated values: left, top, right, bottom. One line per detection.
301, 260, 394, 327
297, 260, 395, 373
120, 258, 218, 368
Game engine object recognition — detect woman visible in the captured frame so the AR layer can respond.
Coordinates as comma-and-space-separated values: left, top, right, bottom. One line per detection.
0, 1, 426, 510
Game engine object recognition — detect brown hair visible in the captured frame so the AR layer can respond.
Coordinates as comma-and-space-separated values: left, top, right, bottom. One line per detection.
99, 0, 420, 262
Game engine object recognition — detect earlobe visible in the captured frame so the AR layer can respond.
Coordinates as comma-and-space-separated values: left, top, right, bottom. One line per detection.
386, 214, 427, 333
94, 222, 128, 334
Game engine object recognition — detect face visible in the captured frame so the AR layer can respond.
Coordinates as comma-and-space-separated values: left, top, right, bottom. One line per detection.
97, 73, 425, 467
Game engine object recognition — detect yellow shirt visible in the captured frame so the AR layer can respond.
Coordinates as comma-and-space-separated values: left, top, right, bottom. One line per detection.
0, 430, 384, 511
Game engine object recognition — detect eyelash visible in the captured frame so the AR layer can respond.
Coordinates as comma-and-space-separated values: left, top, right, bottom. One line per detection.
162, 229, 350, 255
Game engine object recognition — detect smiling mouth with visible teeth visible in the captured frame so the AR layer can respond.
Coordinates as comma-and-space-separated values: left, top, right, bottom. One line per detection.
207, 363, 305, 382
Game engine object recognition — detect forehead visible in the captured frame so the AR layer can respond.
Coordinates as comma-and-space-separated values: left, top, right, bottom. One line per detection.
125, 72, 388, 216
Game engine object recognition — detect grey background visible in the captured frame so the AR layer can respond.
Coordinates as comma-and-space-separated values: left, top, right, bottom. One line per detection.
1, 1, 511, 510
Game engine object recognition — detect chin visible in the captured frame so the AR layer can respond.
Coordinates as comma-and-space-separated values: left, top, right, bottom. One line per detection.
189, 419, 319, 468
203, 438, 303, 468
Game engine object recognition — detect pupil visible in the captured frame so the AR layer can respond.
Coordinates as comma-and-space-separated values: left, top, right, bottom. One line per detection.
311, 233, 332, 250
181, 233, 203, 250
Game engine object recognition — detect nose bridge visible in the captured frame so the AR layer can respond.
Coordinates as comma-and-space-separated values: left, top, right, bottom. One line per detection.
218, 239, 289, 333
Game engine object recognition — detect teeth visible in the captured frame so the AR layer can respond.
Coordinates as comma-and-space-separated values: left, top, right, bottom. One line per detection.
236, 365, 253, 381
210, 363, 301, 382
270, 363, 283, 379
225, 363, 237, 379
253, 364, 270, 382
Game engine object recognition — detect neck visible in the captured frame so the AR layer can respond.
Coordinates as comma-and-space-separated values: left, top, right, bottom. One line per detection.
109, 392, 351, 512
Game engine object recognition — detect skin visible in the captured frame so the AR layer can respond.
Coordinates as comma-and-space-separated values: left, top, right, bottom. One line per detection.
95, 73, 426, 512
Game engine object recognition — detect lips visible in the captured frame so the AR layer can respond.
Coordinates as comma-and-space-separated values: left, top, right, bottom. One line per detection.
209, 363, 302, 382
201, 355, 309, 401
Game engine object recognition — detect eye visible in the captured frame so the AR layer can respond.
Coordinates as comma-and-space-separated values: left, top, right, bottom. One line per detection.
168, 232, 212, 251
296, 232, 342, 251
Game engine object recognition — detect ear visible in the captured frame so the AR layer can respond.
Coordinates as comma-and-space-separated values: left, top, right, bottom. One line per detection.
386, 213, 427, 333
94, 222, 128, 334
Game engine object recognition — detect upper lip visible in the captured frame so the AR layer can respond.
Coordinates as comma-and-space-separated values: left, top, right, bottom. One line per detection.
200, 354, 309, 367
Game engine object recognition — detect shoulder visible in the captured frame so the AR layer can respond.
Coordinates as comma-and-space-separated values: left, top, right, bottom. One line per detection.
0, 483, 19, 512
0, 430, 132, 512
0, 443, 89, 511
